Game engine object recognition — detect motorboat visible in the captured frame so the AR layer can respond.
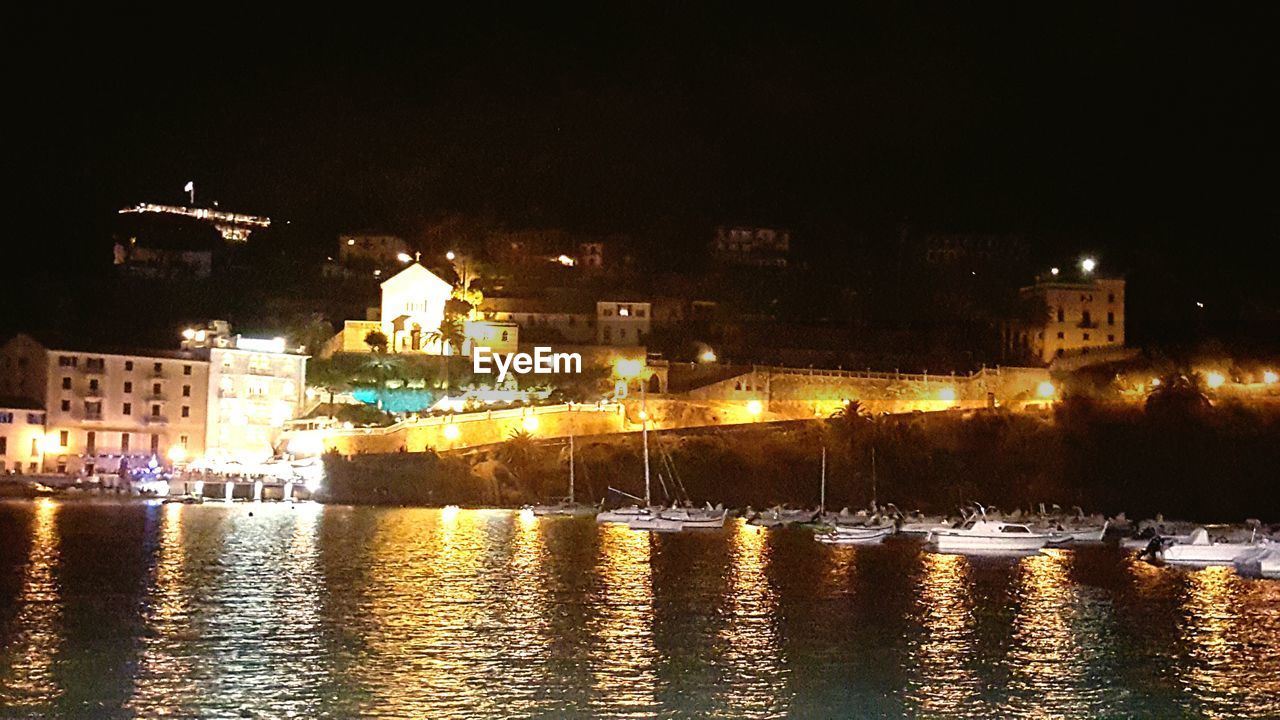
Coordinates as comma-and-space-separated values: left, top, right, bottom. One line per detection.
816, 525, 894, 545
1234, 542, 1280, 579
1148, 527, 1263, 565
660, 503, 727, 529
928, 513, 1055, 553
749, 506, 819, 527
597, 505, 659, 524
1046, 520, 1110, 544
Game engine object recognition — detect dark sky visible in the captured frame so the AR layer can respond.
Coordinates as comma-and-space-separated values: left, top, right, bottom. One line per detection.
11, 6, 1278, 284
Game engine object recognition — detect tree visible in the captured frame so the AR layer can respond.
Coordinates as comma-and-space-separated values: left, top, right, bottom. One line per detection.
307, 359, 351, 407
364, 330, 389, 354
425, 317, 468, 396
359, 354, 404, 411
287, 313, 335, 355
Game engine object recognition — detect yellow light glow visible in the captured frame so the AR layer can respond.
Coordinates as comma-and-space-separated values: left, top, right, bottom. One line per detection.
1036, 381, 1055, 399
347, 238, 356, 245
1263, 370, 1278, 385
522, 415, 539, 432
443, 424, 461, 441
638, 410, 648, 420
938, 387, 957, 403
1150, 377, 1161, 387
167, 446, 187, 463
1081, 257, 1097, 273
441, 504, 460, 522
396, 252, 413, 263
556, 254, 575, 266
1206, 371, 1226, 389
446, 250, 456, 261
699, 348, 717, 363
181, 328, 196, 340
41, 434, 63, 454
518, 507, 536, 524
614, 358, 643, 379
747, 399, 764, 416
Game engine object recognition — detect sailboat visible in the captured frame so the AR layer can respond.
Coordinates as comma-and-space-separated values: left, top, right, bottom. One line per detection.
530, 433, 598, 517
595, 380, 681, 531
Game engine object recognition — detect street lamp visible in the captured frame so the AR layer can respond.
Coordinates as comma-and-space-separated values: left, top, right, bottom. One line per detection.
396, 252, 413, 263
446, 250, 456, 261
1080, 257, 1097, 274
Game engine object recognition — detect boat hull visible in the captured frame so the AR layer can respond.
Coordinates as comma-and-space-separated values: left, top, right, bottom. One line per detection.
816, 526, 893, 545
931, 534, 1050, 552
1159, 542, 1260, 565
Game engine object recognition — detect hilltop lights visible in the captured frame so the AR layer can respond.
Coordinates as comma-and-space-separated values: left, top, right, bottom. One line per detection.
522, 415, 539, 432
698, 347, 717, 363
938, 387, 957, 403
614, 358, 643, 379
182, 328, 196, 340
1264, 370, 1278, 385
1080, 257, 1097, 274
443, 424, 461, 441
1050, 267, 1060, 276
446, 250, 456, 261
1206, 371, 1226, 389
1036, 381, 1056, 399
747, 399, 764, 417
396, 252, 413, 263
555, 254, 575, 267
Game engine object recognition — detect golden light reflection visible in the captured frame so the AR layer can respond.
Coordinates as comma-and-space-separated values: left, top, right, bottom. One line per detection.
999, 549, 1088, 715
589, 522, 656, 715
0, 499, 61, 710
1180, 565, 1280, 715
720, 518, 785, 715
908, 552, 979, 715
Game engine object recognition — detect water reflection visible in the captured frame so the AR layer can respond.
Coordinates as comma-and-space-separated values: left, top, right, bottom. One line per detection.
720, 520, 787, 716
1181, 565, 1280, 716
0, 498, 60, 711
909, 552, 979, 716
590, 523, 656, 717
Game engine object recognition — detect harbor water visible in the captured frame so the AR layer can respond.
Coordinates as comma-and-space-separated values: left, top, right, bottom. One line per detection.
1, 500, 1277, 718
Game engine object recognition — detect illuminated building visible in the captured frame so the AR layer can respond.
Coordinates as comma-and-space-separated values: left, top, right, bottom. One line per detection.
1017, 274, 1126, 364
0, 397, 45, 474
480, 297, 596, 344
326, 262, 518, 357
0, 334, 210, 475
181, 322, 308, 465
338, 233, 412, 266
596, 302, 651, 346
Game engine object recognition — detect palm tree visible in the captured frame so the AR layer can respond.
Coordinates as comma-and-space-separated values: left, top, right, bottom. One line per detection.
307, 359, 351, 407
1146, 371, 1211, 414
425, 317, 467, 396
288, 313, 335, 355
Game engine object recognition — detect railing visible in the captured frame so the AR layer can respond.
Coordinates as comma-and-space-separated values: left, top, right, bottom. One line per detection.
143, 415, 169, 426
297, 402, 625, 438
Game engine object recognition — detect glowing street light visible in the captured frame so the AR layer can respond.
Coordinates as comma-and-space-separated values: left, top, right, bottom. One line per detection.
1080, 257, 1097, 274
1050, 267, 1060, 276
167, 446, 187, 464
1036, 381, 1056, 399
522, 415, 539, 432
443, 424, 461, 440
938, 387, 957, 403
182, 328, 196, 340
698, 348, 717, 363
1205, 371, 1226, 389
746, 400, 764, 417
446, 250, 456, 261
1264, 370, 1278, 385
614, 358, 643, 379
555, 254, 575, 267
396, 252, 413, 263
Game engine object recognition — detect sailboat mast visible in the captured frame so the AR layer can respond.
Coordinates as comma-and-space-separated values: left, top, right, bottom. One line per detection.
568, 432, 575, 503
871, 445, 877, 507
642, 377, 651, 507
820, 446, 827, 513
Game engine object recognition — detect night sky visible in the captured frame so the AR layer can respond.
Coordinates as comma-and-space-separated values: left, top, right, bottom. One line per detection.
9, 7, 1278, 342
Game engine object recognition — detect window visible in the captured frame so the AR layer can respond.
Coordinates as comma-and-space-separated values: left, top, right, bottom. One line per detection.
62, 376, 72, 390
152, 383, 162, 395
179, 435, 189, 447
123, 402, 132, 415
501, 331, 509, 342
59, 430, 69, 447
1083, 333, 1090, 341
1056, 348, 1065, 358
1082, 310, 1092, 326
1056, 307, 1064, 322
1107, 312, 1115, 326
85, 358, 105, 371
125, 360, 134, 371
153, 362, 163, 374
30, 438, 38, 457
88, 379, 99, 394
183, 365, 192, 376
0, 412, 11, 424
1108, 293, 1115, 303
58, 355, 77, 367
60, 400, 71, 412
0, 437, 6, 455
121, 433, 130, 452
151, 405, 161, 418
86, 431, 95, 454
604, 328, 612, 342
124, 381, 132, 393
150, 434, 159, 452
1108, 334, 1115, 342
1056, 331, 1064, 339
27, 413, 42, 425
181, 406, 190, 418
85, 402, 101, 416
182, 385, 191, 397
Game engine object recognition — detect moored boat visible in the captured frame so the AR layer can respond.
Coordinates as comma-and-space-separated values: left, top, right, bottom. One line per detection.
1233, 542, 1280, 579
1148, 527, 1262, 565
928, 509, 1055, 553
816, 525, 894, 545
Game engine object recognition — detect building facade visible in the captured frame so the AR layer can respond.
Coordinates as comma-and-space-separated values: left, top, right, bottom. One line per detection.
596, 301, 651, 346
1019, 276, 1126, 364
711, 226, 790, 268
0, 398, 44, 474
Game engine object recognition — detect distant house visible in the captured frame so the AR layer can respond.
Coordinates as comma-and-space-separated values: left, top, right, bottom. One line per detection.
711, 226, 790, 268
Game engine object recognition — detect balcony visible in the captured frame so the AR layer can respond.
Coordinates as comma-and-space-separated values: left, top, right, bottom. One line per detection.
145, 392, 167, 402
82, 411, 104, 422
1077, 320, 1100, 329
143, 415, 169, 426
78, 364, 106, 376
149, 368, 167, 379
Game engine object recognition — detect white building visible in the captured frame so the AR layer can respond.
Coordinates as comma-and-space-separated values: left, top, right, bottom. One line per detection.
596, 301, 651, 346
1019, 275, 1126, 364
0, 398, 45, 474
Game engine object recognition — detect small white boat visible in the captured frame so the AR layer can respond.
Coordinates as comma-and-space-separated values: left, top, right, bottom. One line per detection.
627, 514, 684, 533
660, 504, 727, 529
1047, 520, 1110, 544
816, 525, 894, 545
1151, 527, 1262, 565
929, 515, 1055, 553
749, 506, 819, 527
597, 505, 658, 524
1234, 542, 1280, 579
532, 501, 599, 517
